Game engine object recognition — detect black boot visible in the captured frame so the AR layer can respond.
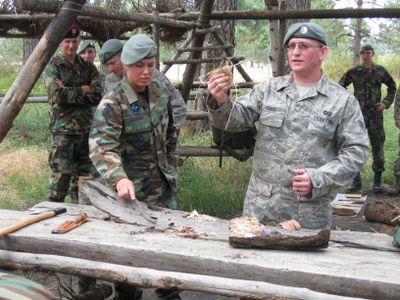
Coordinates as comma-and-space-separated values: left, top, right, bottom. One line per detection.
346, 173, 362, 193
387, 176, 400, 195
373, 172, 384, 194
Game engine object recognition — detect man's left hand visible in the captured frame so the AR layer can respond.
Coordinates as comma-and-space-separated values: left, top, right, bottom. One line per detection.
292, 169, 312, 197
376, 102, 386, 111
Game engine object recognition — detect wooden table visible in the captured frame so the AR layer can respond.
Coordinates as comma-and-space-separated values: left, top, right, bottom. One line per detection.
0, 202, 398, 299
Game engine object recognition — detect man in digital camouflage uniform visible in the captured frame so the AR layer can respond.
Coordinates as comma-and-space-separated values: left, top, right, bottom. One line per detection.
89, 34, 181, 300
43, 23, 102, 203
339, 43, 396, 194
99, 38, 187, 130
207, 22, 369, 229
0, 270, 56, 300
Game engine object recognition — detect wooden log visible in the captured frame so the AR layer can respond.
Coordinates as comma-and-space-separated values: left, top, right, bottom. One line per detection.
177, 146, 252, 157
180, 0, 215, 101
177, 45, 234, 53
0, 0, 86, 143
364, 199, 400, 226
15, 0, 196, 30
163, 56, 244, 65
159, 8, 400, 21
0, 250, 367, 300
186, 111, 209, 120
0, 96, 47, 104
161, 35, 193, 74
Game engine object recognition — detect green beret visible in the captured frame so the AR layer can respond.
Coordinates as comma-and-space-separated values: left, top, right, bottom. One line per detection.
77, 40, 96, 55
64, 23, 80, 39
359, 43, 374, 53
121, 34, 157, 65
283, 22, 327, 46
99, 39, 123, 64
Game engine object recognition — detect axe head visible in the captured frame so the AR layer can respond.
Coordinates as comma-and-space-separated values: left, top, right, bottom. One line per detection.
29, 207, 67, 215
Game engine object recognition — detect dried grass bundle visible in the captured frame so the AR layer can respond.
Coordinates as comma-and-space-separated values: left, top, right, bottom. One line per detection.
206, 65, 233, 82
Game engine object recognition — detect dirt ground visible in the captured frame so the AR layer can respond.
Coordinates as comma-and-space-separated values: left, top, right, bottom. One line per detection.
331, 188, 399, 235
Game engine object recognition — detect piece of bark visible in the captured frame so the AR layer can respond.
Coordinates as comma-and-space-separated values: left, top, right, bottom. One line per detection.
229, 217, 330, 250
364, 199, 400, 225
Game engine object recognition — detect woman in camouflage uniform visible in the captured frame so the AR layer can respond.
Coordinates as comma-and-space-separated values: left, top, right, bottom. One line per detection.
89, 34, 180, 300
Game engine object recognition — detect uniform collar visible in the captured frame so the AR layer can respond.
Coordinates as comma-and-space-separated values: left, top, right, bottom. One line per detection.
276, 72, 330, 98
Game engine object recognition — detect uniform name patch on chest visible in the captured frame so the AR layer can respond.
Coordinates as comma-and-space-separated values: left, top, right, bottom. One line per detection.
313, 115, 332, 124
129, 103, 141, 112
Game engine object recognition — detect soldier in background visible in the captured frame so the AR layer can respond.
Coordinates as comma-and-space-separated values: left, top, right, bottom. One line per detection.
387, 87, 400, 195
77, 40, 97, 63
0, 270, 56, 300
339, 43, 397, 194
90, 34, 181, 300
98, 38, 187, 130
43, 23, 102, 203
207, 22, 369, 229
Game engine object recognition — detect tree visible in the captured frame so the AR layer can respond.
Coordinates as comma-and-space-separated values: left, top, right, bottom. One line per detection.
268, 0, 311, 76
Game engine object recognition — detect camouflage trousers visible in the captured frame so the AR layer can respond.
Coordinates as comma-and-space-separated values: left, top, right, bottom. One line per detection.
363, 110, 385, 172
0, 270, 56, 300
48, 133, 93, 203
392, 134, 400, 176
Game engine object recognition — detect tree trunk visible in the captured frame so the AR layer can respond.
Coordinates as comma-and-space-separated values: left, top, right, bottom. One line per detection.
352, 0, 363, 66
268, 0, 311, 76
23, 38, 39, 64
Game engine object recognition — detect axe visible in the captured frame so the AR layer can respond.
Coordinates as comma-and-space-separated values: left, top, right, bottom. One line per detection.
0, 207, 66, 237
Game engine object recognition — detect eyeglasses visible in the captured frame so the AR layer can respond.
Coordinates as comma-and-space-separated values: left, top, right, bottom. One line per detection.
287, 43, 323, 51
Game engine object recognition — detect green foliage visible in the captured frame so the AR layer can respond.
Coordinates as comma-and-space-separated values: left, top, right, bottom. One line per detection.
235, 0, 269, 63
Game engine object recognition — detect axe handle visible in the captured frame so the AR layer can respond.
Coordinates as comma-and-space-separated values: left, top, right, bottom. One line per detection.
0, 210, 57, 237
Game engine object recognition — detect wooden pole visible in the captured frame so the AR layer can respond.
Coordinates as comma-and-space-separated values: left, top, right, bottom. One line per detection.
180, 0, 216, 101
160, 8, 400, 20
0, 0, 87, 143
16, 0, 196, 30
0, 250, 360, 300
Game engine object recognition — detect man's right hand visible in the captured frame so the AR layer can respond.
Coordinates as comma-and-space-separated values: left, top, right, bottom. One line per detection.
81, 85, 91, 95
207, 73, 231, 105
116, 178, 136, 200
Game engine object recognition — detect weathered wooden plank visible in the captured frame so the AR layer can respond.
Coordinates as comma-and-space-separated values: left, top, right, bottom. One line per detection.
0, 206, 399, 299
0, 250, 367, 300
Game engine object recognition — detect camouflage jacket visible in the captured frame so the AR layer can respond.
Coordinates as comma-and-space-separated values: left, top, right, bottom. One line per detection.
339, 63, 396, 111
89, 76, 179, 202
103, 70, 187, 129
394, 86, 400, 120
43, 54, 102, 134
208, 73, 369, 229
0, 271, 56, 300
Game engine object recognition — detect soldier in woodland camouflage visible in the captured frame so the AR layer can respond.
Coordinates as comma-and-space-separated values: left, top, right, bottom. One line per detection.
43, 23, 102, 203
339, 43, 396, 193
387, 87, 400, 195
89, 34, 181, 300
0, 271, 56, 300
207, 23, 369, 229
99, 38, 187, 129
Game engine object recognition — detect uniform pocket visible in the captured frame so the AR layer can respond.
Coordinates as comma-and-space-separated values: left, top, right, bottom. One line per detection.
259, 110, 285, 128
308, 116, 336, 140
